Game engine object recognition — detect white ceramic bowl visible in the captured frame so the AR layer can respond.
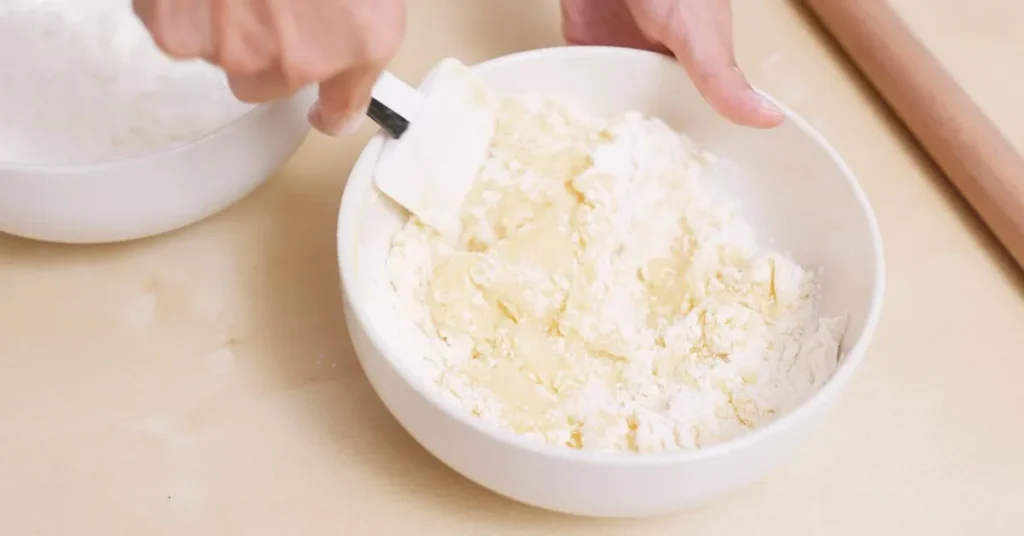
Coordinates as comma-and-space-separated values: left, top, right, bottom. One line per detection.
0, 89, 314, 244
337, 47, 884, 517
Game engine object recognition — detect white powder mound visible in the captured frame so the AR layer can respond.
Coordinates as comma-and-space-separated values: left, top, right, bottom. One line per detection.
0, 0, 254, 165
382, 94, 846, 454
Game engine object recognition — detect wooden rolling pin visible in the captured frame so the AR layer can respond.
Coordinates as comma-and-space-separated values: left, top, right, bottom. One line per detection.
801, 0, 1024, 270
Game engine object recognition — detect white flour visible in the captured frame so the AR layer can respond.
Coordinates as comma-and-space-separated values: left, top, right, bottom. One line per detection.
382, 95, 846, 453
0, 0, 253, 165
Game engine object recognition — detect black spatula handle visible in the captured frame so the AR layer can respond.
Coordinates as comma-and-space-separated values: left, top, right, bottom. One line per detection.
367, 98, 409, 138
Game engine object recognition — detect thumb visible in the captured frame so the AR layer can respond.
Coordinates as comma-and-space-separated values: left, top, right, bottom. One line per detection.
308, 66, 381, 136
637, 0, 783, 128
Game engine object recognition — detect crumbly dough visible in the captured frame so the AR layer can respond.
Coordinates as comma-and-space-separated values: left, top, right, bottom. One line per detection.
386, 95, 844, 453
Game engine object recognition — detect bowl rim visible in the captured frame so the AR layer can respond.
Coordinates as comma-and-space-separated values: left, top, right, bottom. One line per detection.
0, 88, 311, 175
337, 46, 886, 466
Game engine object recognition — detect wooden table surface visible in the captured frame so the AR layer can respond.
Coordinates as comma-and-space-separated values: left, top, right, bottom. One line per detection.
1, 1, 1021, 533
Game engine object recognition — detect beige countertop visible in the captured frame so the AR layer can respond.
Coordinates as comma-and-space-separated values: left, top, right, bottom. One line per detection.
2, 0, 1022, 533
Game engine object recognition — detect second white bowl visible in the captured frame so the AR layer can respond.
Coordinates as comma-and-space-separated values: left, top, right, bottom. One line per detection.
0, 89, 314, 244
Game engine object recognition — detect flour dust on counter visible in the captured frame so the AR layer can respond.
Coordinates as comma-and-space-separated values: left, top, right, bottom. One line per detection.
380, 92, 847, 454
0, 0, 253, 165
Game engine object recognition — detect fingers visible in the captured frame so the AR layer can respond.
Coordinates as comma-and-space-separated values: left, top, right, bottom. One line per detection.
227, 70, 294, 103
133, 0, 212, 59
308, 66, 381, 135
207, 0, 277, 73
687, 60, 784, 129
135, 0, 404, 136
560, 0, 667, 52
633, 0, 784, 128
300, 0, 405, 136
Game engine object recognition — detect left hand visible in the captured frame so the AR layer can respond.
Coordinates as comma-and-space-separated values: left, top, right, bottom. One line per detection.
132, 0, 406, 136
561, 0, 784, 129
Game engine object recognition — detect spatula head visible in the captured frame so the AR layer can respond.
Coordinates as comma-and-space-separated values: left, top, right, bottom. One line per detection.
373, 58, 500, 241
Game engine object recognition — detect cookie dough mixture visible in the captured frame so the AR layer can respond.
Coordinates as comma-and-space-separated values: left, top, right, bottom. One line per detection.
385, 95, 845, 453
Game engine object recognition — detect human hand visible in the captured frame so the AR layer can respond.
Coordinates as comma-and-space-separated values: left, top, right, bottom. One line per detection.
132, 0, 405, 135
561, 0, 783, 128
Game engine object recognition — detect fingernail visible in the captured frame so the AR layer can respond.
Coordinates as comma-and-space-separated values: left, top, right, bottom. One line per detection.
308, 102, 367, 136
753, 91, 785, 127
338, 113, 366, 135
760, 95, 784, 117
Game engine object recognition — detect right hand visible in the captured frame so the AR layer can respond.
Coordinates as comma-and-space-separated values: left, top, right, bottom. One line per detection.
132, 0, 406, 135
561, 0, 783, 129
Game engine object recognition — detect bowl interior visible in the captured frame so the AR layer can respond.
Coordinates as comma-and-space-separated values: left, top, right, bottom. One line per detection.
341, 47, 882, 414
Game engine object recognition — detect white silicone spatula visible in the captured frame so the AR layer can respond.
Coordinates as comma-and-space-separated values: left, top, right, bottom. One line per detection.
368, 59, 499, 241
